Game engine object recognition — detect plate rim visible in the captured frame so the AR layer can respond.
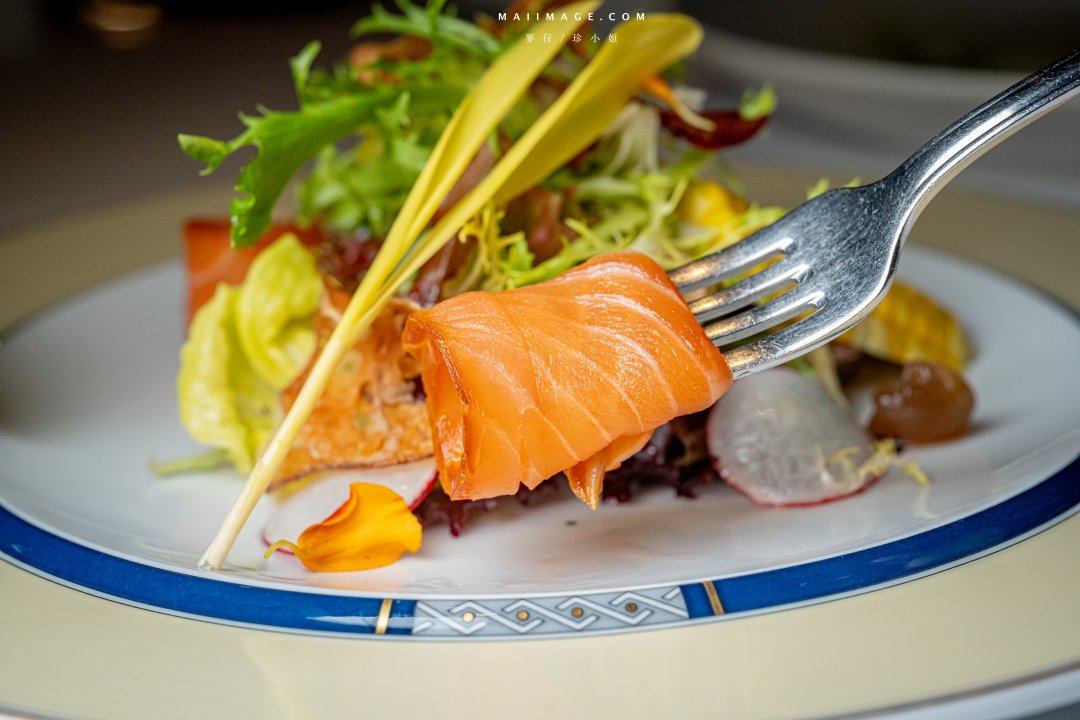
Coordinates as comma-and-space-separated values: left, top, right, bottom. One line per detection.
2, 450, 1079, 640
3, 247, 1080, 639
5, 245, 1080, 599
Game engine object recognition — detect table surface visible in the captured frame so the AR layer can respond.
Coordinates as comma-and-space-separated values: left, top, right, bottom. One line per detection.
2, 167, 1080, 720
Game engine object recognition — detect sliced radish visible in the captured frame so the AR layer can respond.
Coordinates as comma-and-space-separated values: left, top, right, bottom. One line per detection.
707, 368, 873, 507
263, 458, 437, 548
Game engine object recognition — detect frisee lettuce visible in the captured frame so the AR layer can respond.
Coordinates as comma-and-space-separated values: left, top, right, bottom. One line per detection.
440, 103, 781, 296
179, 0, 493, 248
179, 85, 403, 249
297, 91, 441, 237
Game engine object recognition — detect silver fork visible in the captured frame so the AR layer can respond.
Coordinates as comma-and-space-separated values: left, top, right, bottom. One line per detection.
670, 50, 1080, 378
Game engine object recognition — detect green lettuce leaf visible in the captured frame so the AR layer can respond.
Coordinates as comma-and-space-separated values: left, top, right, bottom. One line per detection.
177, 283, 278, 474
178, 81, 468, 248
177, 235, 324, 471
178, 85, 401, 248
297, 91, 446, 236
236, 234, 323, 390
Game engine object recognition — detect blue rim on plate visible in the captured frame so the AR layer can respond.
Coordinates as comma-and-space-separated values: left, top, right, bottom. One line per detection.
3, 451, 1078, 640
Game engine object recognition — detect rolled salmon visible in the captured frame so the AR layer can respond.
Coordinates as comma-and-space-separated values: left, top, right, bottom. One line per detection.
402, 250, 732, 505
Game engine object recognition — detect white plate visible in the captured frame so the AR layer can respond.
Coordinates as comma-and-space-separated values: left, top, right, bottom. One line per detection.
1, 246, 1079, 639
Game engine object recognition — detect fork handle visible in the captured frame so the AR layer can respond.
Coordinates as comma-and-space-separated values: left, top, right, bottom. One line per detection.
887, 49, 1080, 232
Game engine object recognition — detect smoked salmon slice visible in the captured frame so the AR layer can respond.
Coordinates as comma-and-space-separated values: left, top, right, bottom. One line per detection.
402, 250, 732, 504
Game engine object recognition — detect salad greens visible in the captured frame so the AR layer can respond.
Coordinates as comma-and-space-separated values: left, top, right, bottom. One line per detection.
178, 0, 780, 295
180, 0, 500, 248
178, 235, 322, 472
296, 91, 441, 238
178, 282, 278, 474
235, 235, 324, 389
439, 102, 781, 295
180, 85, 403, 248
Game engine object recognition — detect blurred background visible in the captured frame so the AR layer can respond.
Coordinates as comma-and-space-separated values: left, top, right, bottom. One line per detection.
1, 0, 1079, 230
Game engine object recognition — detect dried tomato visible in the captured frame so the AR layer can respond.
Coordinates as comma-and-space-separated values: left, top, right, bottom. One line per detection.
660, 110, 769, 151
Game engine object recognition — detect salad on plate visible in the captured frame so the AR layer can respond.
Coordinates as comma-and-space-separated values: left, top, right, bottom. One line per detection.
168, 0, 976, 574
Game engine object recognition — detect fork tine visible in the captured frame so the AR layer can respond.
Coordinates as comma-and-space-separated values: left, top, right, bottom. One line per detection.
687, 51, 1080, 376
669, 231, 793, 293
703, 288, 826, 346
721, 295, 841, 377
687, 259, 810, 323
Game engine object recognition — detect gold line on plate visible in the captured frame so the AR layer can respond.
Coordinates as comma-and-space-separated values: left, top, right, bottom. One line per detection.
375, 598, 393, 635
703, 581, 724, 615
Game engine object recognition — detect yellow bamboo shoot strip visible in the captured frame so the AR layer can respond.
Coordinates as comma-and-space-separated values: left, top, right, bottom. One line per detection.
198, 10, 704, 571
281, 16, 707, 489
290, 16, 709, 495
383, 15, 705, 307
494, 17, 702, 205
198, 4, 597, 570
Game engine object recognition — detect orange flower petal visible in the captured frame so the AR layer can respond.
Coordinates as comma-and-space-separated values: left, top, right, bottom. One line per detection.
266, 482, 422, 572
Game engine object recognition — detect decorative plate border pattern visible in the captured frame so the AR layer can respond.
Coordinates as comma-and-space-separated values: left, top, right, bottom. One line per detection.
1, 452, 1078, 640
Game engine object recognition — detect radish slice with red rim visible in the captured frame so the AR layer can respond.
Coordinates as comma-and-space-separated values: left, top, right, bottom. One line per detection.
707, 368, 874, 507
263, 458, 437, 549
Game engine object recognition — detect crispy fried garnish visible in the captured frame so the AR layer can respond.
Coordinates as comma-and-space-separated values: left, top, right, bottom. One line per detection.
271, 283, 433, 489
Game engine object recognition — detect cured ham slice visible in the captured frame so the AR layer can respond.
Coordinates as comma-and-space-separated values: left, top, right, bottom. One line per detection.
402, 250, 732, 505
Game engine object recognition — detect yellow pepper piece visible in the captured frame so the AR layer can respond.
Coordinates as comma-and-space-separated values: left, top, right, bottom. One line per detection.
381, 13, 707, 304
266, 482, 422, 572
839, 281, 970, 372
679, 180, 749, 227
